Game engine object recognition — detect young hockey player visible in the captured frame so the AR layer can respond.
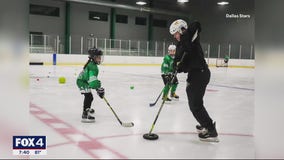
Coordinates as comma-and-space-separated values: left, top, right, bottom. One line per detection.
170, 19, 219, 142
161, 44, 179, 101
76, 47, 105, 123
223, 55, 230, 67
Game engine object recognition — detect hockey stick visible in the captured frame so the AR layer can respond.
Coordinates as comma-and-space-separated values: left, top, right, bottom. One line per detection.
149, 84, 167, 107
149, 77, 174, 107
103, 97, 134, 127
144, 71, 178, 140
144, 32, 199, 139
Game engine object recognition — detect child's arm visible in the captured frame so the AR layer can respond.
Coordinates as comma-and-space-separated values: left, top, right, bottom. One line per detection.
88, 70, 101, 89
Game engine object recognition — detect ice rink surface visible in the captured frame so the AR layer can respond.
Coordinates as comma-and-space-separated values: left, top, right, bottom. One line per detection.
29, 64, 254, 159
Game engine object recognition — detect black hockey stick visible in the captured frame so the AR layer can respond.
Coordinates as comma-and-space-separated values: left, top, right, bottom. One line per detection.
149, 77, 174, 107
103, 97, 134, 127
149, 87, 164, 107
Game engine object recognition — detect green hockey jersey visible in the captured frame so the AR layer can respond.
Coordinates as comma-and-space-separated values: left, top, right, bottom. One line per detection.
161, 55, 174, 74
76, 61, 101, 93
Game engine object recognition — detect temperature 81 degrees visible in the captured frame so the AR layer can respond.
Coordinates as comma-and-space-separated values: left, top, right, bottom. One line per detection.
13, 136, 47, 155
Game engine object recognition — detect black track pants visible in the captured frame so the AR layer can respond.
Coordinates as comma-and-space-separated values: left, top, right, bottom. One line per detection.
186, 68, 214, 129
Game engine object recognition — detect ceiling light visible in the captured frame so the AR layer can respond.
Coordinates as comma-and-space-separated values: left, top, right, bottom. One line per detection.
136, 1, 147, 5
217, 1, 229, 5
178, 0, 189, 2
93, 16, 100, 19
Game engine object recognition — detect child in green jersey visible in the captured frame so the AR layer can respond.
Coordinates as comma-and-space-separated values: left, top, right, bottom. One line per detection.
161, 44, 179, 101
76, 47, 105, 123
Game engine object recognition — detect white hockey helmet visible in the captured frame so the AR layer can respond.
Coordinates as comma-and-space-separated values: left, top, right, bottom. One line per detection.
168, 44, 176, 51
169, 19, 188, 35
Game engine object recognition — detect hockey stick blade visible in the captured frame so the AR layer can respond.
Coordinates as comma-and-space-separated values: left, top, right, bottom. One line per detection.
149, 90, 163, 107
149, 103, 156, 107
122, 122, 134, 127
103, 97, 134, 128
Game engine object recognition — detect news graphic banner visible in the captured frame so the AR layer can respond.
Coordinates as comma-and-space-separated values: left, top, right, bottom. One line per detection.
12, 136, 47, 155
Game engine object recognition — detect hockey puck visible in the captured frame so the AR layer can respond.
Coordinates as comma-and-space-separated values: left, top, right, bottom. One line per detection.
143, 133, 159, 140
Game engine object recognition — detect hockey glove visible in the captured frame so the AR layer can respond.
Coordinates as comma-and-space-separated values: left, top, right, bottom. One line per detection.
165, 73, 174, 84
96, 87, 105, 99
168, 72, 175, 82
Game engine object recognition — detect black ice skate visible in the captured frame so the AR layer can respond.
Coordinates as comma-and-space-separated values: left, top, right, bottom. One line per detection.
196, 124, 207, 134
198, 122, 219, 142
89, 108, 95, 114
170, 93, 179, 99
81, 108, 95, 123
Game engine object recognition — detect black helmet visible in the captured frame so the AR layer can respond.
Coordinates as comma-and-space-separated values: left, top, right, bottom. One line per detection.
88, 47, 103, 59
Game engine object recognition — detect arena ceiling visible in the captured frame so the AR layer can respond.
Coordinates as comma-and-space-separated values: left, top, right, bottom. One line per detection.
62, 0, 254, 18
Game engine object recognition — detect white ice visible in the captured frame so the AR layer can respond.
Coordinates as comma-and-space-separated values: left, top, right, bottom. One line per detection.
29, 65, 254, 159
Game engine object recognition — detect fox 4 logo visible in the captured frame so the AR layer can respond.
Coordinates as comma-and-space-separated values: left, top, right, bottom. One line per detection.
13, 136, 46, 149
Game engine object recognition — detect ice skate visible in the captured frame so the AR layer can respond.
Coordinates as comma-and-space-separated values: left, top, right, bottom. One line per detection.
81, 108, 95, 123
196, 124, 207, 134
170, 93, 179, 99
89, 108, 95, 114
198, 122, 219, 142
162, 96, 172, 101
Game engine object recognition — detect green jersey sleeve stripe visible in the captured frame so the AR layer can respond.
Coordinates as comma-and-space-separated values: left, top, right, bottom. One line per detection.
88, 76, 98, 83
163, 63, 169, 68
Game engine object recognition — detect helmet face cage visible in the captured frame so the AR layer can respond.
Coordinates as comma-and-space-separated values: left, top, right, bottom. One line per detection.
94, 55, 103, 65
169, 19, 188, 35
